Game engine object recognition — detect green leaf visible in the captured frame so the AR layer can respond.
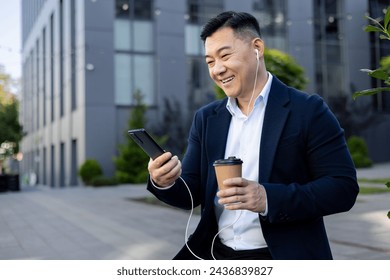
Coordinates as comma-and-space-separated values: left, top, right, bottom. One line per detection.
365, 15, 383, 27
388, 211, 390, 219
386, 181, 390, 189
384, 7, 390, 30
379, 34, 390, 40
364, 25, 383, 33
353, 87, 390, 99
359, 68, 374, 73
368, 69, 388, 80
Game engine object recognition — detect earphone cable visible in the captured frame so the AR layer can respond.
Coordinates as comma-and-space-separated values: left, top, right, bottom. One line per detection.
246, 57, 260, 115
180, 176, 243, 260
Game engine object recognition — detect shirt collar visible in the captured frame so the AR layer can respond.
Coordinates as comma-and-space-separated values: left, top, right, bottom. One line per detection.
226, 72, 273, 116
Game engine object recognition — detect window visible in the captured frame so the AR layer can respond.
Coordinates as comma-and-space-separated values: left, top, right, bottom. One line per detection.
115, 54, 155, 105
313, 0, 345, 99
114, 0, 155, 105
253, 0, 288, 51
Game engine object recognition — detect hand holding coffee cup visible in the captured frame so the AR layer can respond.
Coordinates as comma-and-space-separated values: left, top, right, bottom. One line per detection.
213, 156, 243, 191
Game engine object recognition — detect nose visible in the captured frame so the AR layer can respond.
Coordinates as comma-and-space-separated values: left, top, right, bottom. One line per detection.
212, 60, 226, 76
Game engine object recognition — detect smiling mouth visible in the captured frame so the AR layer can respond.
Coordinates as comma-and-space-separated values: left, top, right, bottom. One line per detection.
221, 76, 235, 84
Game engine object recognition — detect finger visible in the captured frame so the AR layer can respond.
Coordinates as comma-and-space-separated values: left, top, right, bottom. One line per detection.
217, 186, 245, 198
154, 152, 173, 167
223, 177, 247, 187
154, 156, 179, 177
218, 192, 245, 205
164, 159, 182, 181
224, 202, 245, 211
150, 159, 181, 187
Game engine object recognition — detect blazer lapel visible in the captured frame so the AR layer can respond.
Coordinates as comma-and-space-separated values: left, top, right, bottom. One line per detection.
206, 100, 232, 163
260, 77, 290, 182
205, 100, 231, 205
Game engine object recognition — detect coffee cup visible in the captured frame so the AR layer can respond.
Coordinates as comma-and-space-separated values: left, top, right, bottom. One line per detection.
213, 156, 243, 190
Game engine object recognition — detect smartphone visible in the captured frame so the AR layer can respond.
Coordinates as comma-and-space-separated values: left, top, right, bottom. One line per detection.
128, 128, 165, 160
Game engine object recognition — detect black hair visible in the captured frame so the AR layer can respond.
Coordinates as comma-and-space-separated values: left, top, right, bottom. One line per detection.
200, 11, 261, 43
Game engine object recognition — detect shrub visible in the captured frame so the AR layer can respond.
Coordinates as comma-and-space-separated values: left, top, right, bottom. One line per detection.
347, 136, 373, 168
79, 159, 103, 185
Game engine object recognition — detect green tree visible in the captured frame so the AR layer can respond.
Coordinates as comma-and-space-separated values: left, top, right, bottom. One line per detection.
264, 48, 308, 90
113, 89, 150, 183
215, 48, 308, 99
0, 68, 23, 174
353, 6, 390, 219
353, 7, 390, 99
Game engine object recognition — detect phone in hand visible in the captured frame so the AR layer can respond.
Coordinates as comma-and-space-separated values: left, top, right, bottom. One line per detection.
128, 128, 165, 160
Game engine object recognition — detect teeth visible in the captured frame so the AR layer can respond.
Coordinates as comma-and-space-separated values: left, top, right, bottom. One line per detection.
222, 76, 234, 84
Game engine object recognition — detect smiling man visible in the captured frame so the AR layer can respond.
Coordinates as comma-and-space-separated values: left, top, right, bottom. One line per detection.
146, 11, 359, 260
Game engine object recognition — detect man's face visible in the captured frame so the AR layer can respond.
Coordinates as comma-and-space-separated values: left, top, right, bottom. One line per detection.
204, 27, 258, 101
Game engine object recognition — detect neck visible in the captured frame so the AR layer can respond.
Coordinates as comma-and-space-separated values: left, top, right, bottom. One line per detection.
238, 71, 268, 115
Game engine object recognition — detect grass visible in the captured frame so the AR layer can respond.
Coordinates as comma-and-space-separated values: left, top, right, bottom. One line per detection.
358, 178, 390, 184
359, 186, 390, 195
358, 177, 390, 194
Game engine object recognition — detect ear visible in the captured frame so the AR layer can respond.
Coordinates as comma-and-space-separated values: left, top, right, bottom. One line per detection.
253, 38, 265, 59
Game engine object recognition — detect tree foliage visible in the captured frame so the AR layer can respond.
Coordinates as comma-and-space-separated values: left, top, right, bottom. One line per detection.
353, 6, 390, 99
113, 89, 150, 183
353, 6, 390, 219
78, 159, 103, 185
0, 68, 23, 174
264, 48, 308, 90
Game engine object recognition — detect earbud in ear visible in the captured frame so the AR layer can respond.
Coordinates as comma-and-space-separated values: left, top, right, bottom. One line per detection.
255, 49, 259, 61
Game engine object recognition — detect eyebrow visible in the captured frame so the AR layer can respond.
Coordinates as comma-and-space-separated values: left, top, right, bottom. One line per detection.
204, 46, 232, 59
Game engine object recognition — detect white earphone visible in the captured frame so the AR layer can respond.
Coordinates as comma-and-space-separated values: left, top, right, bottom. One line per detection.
255, 49, 259, 61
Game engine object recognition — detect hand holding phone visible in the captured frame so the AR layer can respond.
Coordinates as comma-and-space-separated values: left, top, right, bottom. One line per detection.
128, 128, 181, 187
128, 128, 165, 160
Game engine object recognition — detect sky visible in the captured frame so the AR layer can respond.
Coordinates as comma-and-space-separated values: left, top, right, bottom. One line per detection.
0, 0, 21, 80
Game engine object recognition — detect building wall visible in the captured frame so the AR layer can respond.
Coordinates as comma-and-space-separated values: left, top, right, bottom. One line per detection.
287, 0, 316, 93
83, 0, 116, 177
21, 0, 88, 186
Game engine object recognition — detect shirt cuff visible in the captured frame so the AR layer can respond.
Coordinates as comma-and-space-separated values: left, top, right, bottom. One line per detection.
149, 177, 175, 190
259, 190, 268, 216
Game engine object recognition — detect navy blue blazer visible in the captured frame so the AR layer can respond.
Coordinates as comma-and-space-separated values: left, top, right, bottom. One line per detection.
148, 76, 359, 260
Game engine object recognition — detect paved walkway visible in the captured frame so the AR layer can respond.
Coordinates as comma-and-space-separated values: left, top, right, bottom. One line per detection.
0, 163, 389, 260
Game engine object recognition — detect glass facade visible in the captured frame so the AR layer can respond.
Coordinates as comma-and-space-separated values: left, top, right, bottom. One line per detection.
185, 0, 223, 111
253, 0, 288, 51
114, 0, 155, 105
313, 0, 346, 99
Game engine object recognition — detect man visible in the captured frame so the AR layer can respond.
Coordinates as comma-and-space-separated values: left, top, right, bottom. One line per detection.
147, 11, 359, 260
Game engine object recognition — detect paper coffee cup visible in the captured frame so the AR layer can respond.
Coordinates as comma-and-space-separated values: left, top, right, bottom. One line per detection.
213, 156, 243, 190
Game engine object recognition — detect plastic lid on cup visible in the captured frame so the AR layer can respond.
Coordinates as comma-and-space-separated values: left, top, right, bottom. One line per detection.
213, 156, 243, 166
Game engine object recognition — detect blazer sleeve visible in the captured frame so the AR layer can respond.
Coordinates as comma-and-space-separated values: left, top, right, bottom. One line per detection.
147, 110, 203, 210
263, 94, 359, 224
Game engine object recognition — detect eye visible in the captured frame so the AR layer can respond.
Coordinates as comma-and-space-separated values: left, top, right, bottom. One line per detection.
206, 60, 215, 67
221, 53, 231, 60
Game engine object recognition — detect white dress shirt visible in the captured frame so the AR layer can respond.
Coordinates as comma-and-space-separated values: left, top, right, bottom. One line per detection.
217, 73, 273, 250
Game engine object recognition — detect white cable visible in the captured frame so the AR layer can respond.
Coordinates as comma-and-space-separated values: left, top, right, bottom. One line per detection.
246, 58, 260, 115
179, 176, 204, 260
210, 210, 242, 260
180, 176, 243, 260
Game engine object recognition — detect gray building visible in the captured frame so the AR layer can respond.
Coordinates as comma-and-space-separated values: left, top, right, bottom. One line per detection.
20, 0, 390, 187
